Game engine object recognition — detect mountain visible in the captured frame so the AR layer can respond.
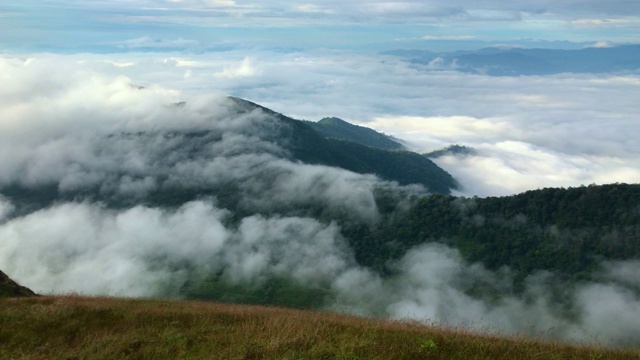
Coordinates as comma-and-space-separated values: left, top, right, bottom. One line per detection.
383, 44, 640, 76
0, 270, 37, 297
354, 183, 640, 285
328, 139, 457, 194
304, 117, 405, 150
213, 97, 456, 193
425, 144, 477, 158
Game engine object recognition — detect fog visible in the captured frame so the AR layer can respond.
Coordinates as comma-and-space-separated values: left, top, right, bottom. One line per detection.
1, 52, 639, 348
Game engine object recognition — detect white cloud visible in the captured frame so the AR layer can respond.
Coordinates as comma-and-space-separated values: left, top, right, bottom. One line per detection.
0, 197, 13, 222
588, 41, 614, 48
422, 35, 476, 40
117, 36, 200, 49
571, 18, 637, 27
214, 57, 258, 78
109, 61, 136, 67
294, 4, 334, 14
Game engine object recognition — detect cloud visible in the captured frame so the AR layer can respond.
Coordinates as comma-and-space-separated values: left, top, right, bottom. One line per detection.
6, 0, 640, 36
588, 41, 614, 48
294, 4, 335, 14
3, 1, 639, 55
214, 57, 258, 78
331, 243, 640, 347
0, 197, 14, 222
422, 35, 476, 41
117, 36, 200, 49
571, 18, 638, 28
0, 200, 357, 296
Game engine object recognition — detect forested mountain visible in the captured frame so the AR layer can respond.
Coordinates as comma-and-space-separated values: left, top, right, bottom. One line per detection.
304, 117, 405, 150
229, 98, 455, 193
354, 183, 640, 284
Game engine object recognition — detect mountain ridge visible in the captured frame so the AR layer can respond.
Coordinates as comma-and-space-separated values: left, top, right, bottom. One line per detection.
304, 117, 406, 150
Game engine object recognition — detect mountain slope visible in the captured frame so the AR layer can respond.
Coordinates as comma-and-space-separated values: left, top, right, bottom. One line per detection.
305, 117, 405, 150
0, 270, 37, 297
227, 97, 456, 193
329, 139, 457, 194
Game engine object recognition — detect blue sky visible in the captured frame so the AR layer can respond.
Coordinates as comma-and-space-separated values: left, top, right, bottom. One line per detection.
2, 0, 639, 52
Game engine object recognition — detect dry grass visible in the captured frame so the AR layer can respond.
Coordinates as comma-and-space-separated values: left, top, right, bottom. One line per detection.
1, 295, 638, 359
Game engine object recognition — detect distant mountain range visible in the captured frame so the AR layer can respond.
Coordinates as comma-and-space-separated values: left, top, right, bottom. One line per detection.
382, 44, 640, 75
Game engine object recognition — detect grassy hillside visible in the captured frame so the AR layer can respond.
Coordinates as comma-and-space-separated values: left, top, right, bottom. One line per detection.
1, 295, 638, 360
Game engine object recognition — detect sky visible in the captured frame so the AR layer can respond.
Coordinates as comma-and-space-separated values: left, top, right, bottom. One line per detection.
1, 0, 640, 52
